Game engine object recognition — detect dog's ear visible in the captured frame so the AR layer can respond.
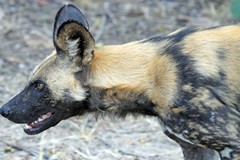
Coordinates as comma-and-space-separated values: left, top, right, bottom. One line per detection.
53, 4, 95, 67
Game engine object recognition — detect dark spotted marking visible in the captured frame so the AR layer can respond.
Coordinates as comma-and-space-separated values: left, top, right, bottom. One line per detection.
217, 48, 227, 60
145, 30, 240, 153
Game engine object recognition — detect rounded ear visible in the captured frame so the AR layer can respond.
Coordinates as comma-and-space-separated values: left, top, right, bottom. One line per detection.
53, 4, 95, 66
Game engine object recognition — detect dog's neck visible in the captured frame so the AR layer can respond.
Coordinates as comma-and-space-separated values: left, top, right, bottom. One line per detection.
89, 43, 152, 91
87, 86, 159, 117
87, 42, 178, 117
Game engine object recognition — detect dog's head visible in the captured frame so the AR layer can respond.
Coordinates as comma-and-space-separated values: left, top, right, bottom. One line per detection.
0, 4, 95, 135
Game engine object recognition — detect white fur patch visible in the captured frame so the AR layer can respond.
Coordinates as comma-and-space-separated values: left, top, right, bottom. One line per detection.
66, 38, 80, 57
72, 85, 87, 101
165, 126, 195, 145
220, 147, 233, 159
157, 119, 194, 145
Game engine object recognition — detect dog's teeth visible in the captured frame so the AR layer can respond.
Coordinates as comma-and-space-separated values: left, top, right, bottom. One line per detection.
41, 114, 48, 120
42, 112, 52, 119
40, 112, 51, 120
24, 124, 32, 129
38, 117, 44, 122
27, 112, 52, 128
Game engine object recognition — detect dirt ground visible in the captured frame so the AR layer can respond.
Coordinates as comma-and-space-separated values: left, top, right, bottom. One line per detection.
0, 0, 237, 160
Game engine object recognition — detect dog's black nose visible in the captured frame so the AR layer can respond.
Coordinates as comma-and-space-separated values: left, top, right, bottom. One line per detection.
0, 106, 10, 118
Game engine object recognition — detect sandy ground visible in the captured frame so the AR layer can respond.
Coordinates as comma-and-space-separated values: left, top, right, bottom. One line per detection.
0, 0, 236, 159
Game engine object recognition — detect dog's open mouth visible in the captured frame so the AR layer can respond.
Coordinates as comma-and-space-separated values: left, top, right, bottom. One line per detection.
24, 112, 53, 135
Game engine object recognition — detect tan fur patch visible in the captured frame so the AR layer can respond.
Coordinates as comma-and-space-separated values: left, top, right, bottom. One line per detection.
182, 26, 240, 78
146, 54, 178, 115
90, 42, 157, 90
30, 50, 86, 101
182, 26, 240, 106
30, 50, 57, 80
89, 41, 178, 115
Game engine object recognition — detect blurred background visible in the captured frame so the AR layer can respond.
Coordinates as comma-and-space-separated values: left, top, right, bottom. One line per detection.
0, 0, 238, 160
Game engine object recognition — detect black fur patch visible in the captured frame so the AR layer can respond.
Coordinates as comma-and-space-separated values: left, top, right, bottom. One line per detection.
88, 87, 158, 117
168, 27, 199, 43
149, 29, 240, 151
141, 27, 240, 153
143, 27, 198, 43
53, 4, 89, 44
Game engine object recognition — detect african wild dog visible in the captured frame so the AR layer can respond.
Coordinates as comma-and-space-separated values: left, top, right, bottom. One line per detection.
1, 4, 240, 160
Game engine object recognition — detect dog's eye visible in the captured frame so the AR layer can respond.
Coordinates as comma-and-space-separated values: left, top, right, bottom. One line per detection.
36, 82, 45, 90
